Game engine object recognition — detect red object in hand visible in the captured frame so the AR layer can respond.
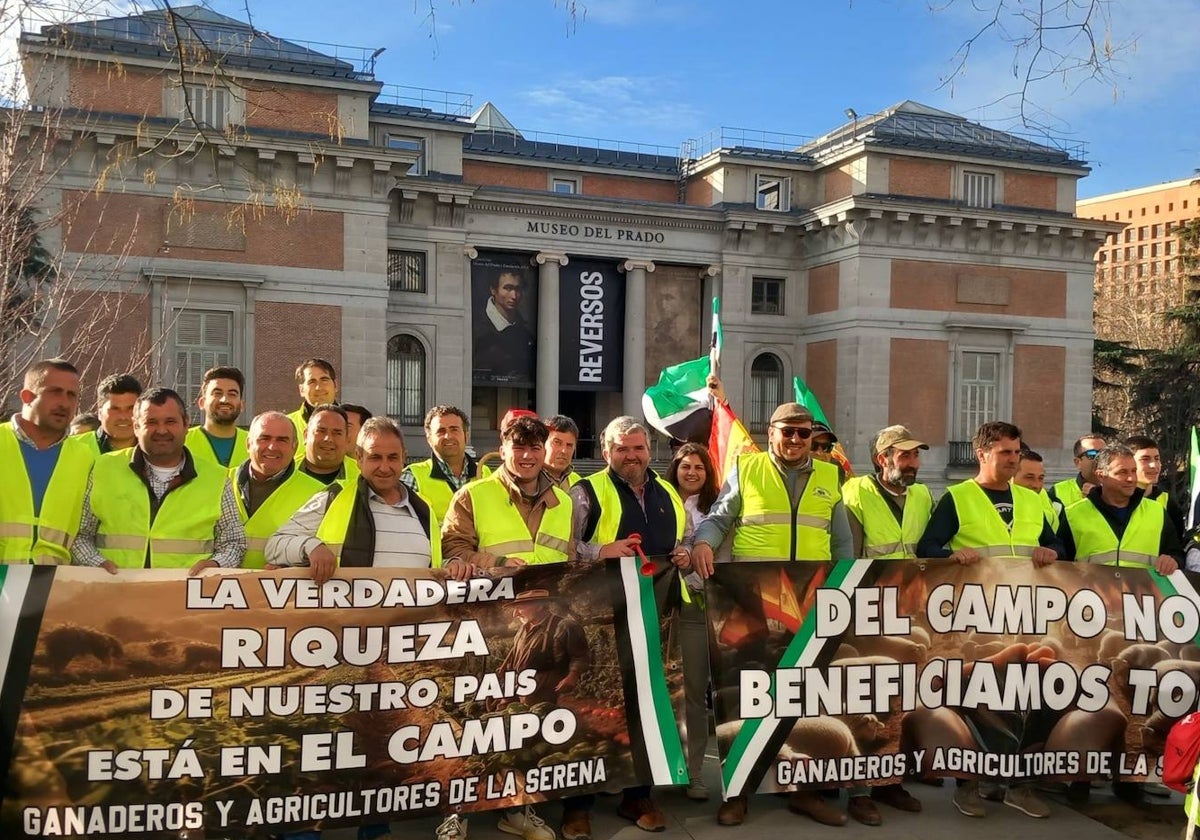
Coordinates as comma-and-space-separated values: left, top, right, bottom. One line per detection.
630, 535, 657, 575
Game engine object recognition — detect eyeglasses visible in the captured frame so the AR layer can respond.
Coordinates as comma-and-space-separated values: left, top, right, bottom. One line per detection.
811, 442, 834, 453
772, 425, 813, 440
1081, 449, 1101, 459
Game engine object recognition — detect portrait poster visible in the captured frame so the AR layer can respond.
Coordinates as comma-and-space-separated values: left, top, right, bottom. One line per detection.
471, 251, 538, 387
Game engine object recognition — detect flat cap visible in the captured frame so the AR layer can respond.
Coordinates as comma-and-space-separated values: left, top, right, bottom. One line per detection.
769, 403, 814, 425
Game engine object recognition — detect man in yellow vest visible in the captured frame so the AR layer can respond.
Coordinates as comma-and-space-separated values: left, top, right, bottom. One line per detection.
1014, 449, 1060, 532
843, 425, 932, 561
401, 405, 491, 522
185, 365, 248, 469
441, 414, 568, 840
544, 414, 583, 489
1, 358, 94, 564
1048, 433, 1105, 512
298, 404, 359, 485
286, 358, 339, 445
232, 411, 322, 568
691, 402, 854, 828
1059, 444, 1181, 573
916, 420, 1062, 820
565, 415, 692, 838
71, 387, 246, 574
75, 373, 141, 456
1124, 435, 1184, 539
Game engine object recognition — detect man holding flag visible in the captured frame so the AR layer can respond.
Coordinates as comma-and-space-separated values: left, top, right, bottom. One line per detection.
690, 402, 859, 827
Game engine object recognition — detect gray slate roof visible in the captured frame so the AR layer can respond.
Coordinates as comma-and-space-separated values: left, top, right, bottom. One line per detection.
33, 5, 366, 81
464, 131, 682, 174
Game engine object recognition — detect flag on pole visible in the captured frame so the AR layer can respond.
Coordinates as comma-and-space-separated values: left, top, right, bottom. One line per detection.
641, 298, 723, 443
1188, 426, 1200, 531
793, 376, 853, 477
709, 399, 758, 483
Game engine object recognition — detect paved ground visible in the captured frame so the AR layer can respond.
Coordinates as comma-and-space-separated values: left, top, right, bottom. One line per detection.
321, 747, 1189, 840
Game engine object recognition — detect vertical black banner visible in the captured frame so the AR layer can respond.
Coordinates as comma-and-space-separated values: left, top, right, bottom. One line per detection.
559, 259, 625, 391
472, 251, 538, 387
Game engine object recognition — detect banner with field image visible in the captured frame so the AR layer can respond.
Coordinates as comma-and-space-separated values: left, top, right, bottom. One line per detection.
0, 560, 686, 839
707, 558, 1200, 797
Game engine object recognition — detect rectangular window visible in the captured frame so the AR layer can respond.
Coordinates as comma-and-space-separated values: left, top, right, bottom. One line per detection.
755, 174, 791, 212
1138, 226, 1148, 241
387, 249, 427, 293
1124, 229, 1132, 243
174, 309, 233, 407
387, 135, 425, 175
751, 277, 785, 314
184, 84, 229, 130
551, 177, 578, 194
962, 171, 995, 208
957, 351, 1001, 439
1152, 224, 1162, 238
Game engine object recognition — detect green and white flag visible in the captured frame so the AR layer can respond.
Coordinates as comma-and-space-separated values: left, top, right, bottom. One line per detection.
642, 298, 721, 443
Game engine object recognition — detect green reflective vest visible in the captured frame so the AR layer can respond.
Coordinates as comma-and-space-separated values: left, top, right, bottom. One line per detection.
583, 471, 684, 546
1051, 478, 1084, 508
946, 480, 1045, 559
841, 476, 933, 559
465, 476, 572, 565
91, 451, 228, 568
1064, 496, 1161, 568
233, 467, 324, 569
186, 426, 249, 469
406, 459, 491, 522
315, 483, 442, 567
731, 453, 841, 562
0, 426, 94, 564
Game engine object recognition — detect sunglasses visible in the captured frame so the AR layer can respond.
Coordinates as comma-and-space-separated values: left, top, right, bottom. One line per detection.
812, 442, 834, 453
1081, 449, 1101, 459
773, 425, 813, 440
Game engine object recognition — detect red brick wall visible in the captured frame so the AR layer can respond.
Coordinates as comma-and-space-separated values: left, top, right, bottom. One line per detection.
684, 176, 713, 206
582, 174, 676, 202
463, 160, 553, 190
58, 291, 152, 401
824, 167, 853, 203
808, 263, 840, 314
244, 86, 341, 136
1004, 172, 1058, 211
889, 338, 948, 445
61, 192, 344, 270
1011, 345, 1065, 448
806, 340, 837, 420
67, 64, 163, 117
888, 157, 952, 200
890, 259, 1066, 318
254, 301, 342, 411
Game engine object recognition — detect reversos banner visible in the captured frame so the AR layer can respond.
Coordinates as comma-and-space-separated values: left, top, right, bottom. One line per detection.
0, 560, 685, 838
707, 558, 1200, 797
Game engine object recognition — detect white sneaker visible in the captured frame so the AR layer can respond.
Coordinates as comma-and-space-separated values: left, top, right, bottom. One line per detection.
498, 805, 555, 840
436, 813, 468, 840
1003, 784, 1050, 818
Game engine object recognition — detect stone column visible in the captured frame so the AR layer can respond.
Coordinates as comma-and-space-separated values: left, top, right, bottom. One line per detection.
621, 259, 654, 417
534, 252, 569, 418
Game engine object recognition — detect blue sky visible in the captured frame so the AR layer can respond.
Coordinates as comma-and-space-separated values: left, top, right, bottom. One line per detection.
160, 1, 1200, 197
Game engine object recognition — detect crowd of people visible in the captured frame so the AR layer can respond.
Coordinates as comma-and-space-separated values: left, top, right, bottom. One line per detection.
2, 354, 1191, 839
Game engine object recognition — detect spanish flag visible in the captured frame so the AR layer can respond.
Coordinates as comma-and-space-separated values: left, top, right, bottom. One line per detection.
709, 400, 758, 484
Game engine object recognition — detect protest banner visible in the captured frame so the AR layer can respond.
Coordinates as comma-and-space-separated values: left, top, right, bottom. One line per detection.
707, 558, 1200, 797
0, 560, 686, 838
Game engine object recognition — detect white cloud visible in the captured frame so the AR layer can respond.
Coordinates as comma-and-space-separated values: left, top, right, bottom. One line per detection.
520, 74, 702, 142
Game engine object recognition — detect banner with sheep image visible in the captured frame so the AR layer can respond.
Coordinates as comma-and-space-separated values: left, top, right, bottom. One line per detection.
0, 560, 686, 839
708, 557, 1200, 797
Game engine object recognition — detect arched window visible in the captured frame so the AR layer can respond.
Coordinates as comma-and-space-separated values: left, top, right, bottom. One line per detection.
387, 334, 425, 425
748, 353, 784, 432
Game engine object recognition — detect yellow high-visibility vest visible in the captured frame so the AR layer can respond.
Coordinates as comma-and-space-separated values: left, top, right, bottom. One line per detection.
233, 467, 323, 569
186, 426, 249, 469
406, 459, 491, 522
841, 476, 933, 559
0, 426, 94, 564
315, 483, 442, 567
946, 480, 1045, 559
583, 471, 684, 546
1064, 496, 1161, 568
1051, 478, 1084, 508
732, 453, 840, 562
1039, 488, 1060, 532
91, 451, 228, 568
465, 476, 572, 565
